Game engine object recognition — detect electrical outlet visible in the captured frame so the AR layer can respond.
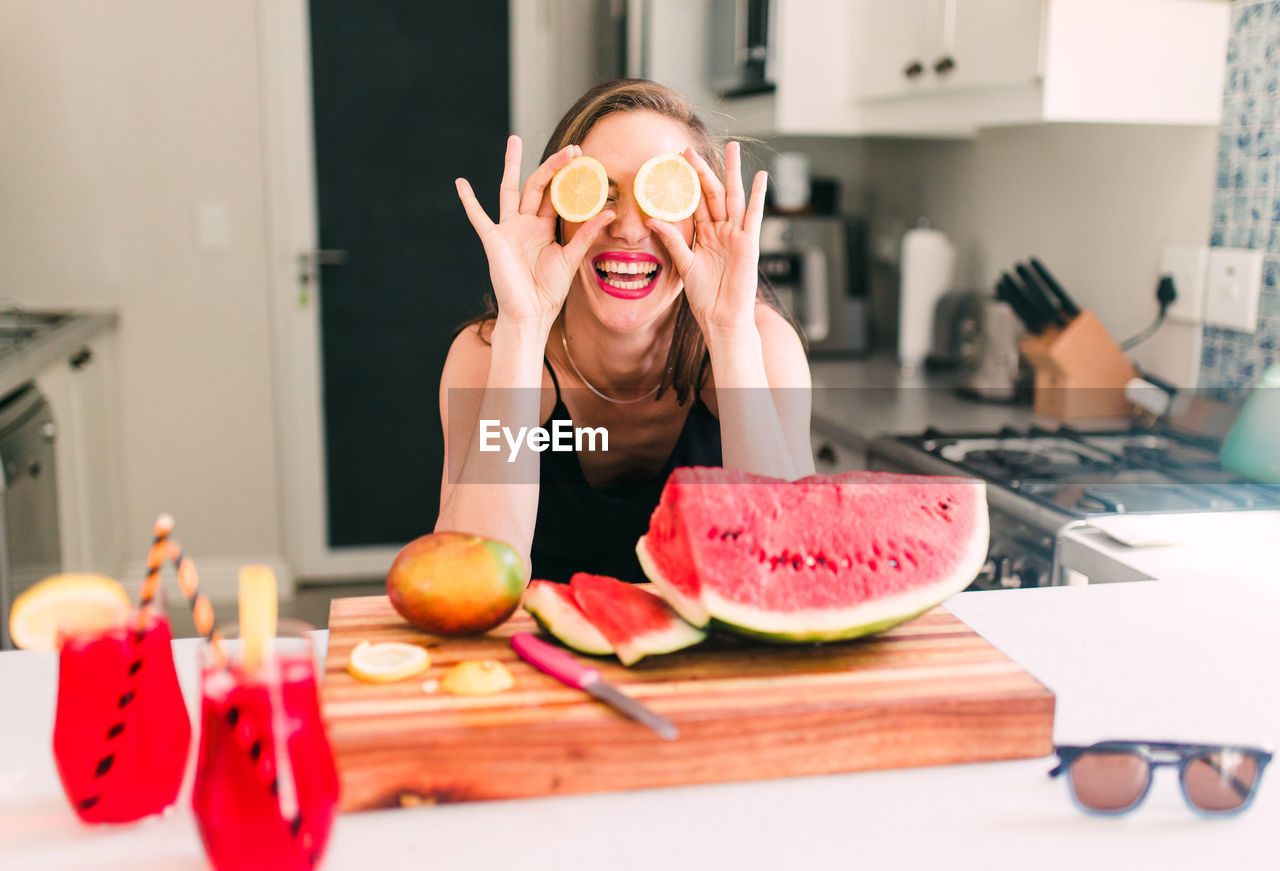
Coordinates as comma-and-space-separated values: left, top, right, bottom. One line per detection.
1159, 243, 1209, 324
1204, 247, 1263, 333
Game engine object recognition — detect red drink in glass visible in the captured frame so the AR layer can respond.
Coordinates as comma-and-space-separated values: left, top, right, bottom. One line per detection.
193, 624, 339, 871
53, 609, 192, 823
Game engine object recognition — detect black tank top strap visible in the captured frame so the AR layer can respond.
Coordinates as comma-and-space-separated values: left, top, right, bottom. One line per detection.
542, 356, 562, 404
694, 353, 710, 403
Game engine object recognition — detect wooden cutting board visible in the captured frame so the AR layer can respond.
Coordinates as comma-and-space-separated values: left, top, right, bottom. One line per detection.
322, 595, 1054, 811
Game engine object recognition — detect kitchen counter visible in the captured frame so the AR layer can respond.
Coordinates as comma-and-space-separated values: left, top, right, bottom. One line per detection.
2, 575, 1275, 870
0, 309, 118, 400
808, 355, 1136, 451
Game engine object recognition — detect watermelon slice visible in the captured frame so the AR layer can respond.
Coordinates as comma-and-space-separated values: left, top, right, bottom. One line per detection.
570, 573, 706, 666
636, 467, 989, 642
522, 580, 614, 656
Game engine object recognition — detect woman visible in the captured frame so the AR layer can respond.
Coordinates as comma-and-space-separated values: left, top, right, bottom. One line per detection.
438, 79, 813, 582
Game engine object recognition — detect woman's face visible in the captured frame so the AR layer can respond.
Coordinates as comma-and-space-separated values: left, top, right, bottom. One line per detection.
561, 110, 698, 335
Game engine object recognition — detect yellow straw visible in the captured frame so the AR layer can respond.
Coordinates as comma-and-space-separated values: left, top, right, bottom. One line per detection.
238, 565, 278, 673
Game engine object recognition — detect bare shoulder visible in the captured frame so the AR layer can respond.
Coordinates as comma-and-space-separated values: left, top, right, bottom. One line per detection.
440, 321, 495, 391
754, 302, 811, 388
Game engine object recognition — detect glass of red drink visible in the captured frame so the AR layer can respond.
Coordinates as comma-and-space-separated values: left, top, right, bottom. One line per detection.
192, 619, 340, 871
52, 600, 192, 823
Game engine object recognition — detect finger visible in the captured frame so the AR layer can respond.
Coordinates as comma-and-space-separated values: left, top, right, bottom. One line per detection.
498, 135, 522, 221
561, 209, 616, 269
685, 147, 726, 223
744, 170, 768, 239
521, 144, 580, 216
647, 219, 695, 275
724, 141, 746, 226
455, 178, 495, 237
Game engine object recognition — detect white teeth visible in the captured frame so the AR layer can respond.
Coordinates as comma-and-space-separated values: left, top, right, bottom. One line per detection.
604, 276, 653, 290
596, 259, 658, 275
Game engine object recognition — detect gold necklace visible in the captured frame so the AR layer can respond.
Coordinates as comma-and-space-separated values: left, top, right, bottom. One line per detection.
560, 325, 661, 405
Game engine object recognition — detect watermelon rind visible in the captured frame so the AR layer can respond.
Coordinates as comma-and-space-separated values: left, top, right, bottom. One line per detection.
523, 581, 614, 656
635, 535, 710, 629
611, 618, 706, 667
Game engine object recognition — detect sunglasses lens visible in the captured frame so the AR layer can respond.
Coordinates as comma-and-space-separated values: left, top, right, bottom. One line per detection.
1069, 752, 1151, 813
1184, 751, 1261, 813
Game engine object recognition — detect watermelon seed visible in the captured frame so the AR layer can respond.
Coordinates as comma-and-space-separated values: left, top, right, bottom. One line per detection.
791, 555, 804, 569
805, 556, 816, 568
867, 559, 878, 571
707, 527, 719, 540
842, 557, 853, 568
938, 501, 950, 511
872, 543, 882, 558
854, 551, 865, 564
889, 558, 900, 570
905, 552, 918, 568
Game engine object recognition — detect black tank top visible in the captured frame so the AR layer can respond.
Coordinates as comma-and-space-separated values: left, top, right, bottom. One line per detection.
531, 357, 722, 583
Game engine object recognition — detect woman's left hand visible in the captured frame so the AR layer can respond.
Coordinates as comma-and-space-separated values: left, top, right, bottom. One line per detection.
647, 141, 767, 338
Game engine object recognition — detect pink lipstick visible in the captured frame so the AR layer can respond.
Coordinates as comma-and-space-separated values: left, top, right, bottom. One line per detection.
591, 252, 662, 300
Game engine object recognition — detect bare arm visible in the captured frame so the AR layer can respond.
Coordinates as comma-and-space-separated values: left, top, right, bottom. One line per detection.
708, 305, 814, 480
435, 135, 613, 570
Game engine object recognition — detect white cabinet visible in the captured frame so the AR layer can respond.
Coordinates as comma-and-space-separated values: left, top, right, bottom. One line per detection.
36, 330, 127, 579
664, 0, 1229, 138
853, 0, 1044, 102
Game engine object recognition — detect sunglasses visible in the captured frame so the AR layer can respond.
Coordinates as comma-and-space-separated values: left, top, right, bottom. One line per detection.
1050, 741, 1272, 816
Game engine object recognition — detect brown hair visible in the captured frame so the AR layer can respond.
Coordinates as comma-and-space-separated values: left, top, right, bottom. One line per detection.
460, 78, 793, 404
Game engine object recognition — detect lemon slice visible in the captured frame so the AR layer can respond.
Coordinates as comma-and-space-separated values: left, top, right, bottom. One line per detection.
347, 641, 431, 683
633, 152, 700, 222
440, 659, 515, 696
550, 155, 609, 223
238, 565, 277, 673
9, 574, 130, 652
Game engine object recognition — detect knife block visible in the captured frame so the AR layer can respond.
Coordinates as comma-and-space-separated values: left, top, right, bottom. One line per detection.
1018, 309, 1136, 420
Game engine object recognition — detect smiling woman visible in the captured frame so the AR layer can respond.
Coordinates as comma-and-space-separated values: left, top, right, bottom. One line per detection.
437, 79, 814, 583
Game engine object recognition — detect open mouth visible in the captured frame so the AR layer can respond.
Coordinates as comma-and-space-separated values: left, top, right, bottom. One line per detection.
592, 253, 662, 296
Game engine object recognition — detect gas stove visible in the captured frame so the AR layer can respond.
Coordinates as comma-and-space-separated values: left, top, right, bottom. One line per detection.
866, 425, 1280, 589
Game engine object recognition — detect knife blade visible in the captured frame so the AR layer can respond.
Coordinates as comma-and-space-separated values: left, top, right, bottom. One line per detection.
1014, 263, 1069, 328
511, 632, 679, 740
1029, 257, 1082, 319
996, 273, 1045, 334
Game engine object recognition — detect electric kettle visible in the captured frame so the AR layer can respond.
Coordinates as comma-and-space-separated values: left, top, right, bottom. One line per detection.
1219, 363, 1280, 484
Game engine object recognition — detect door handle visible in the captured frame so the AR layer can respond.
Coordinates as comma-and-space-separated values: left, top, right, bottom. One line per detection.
296, 249, 349, 306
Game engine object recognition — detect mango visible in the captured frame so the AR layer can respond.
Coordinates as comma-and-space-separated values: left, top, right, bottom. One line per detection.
386, 532, 525, 636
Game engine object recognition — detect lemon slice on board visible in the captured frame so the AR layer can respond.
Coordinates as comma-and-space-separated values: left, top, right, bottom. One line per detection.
347, 641, 431, 683
8, 574, 130, 652
633, 152, 700, 222
550, 155, 609, 223
440, 659, 515, 696
238, 565, 278, 673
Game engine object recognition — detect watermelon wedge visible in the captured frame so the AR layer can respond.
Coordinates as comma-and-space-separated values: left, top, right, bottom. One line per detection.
570, 573, 706, 666
522, 580, 614, 656
636, 467, 989, 642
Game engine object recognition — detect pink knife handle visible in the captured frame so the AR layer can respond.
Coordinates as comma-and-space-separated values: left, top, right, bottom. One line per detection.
511, 633, 600, 690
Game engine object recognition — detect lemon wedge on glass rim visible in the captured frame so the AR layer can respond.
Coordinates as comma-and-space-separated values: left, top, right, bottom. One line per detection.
9, 574, 131, 652
347, 641, 431, 683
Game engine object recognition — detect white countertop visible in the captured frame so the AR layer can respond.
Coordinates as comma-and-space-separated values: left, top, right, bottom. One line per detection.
3, 575, 1276, 871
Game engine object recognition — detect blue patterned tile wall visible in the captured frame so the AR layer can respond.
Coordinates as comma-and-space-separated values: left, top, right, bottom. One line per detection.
1203, 1, 1280, 393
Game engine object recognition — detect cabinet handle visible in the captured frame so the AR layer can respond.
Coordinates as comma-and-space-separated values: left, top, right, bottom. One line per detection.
933, 55, 957, 75
69, 347, 93, 370
903, 60, 925, 79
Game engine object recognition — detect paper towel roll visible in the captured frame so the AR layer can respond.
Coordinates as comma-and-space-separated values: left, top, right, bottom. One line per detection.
898, 226, 955, 371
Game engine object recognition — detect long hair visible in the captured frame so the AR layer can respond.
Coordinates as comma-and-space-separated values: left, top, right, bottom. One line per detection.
459, 78, 795, 404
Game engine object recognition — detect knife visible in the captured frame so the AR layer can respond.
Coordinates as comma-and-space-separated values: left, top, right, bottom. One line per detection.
1028, 257, 1082, 319
1014, 263, 1069, 328
996, 273, 1045, 334
511, 632, 679, 740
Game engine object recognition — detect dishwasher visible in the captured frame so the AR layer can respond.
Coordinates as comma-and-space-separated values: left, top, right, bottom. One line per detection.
0, 382, 61, 648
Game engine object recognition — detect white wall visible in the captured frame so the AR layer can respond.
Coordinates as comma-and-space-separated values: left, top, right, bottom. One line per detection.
0, 1, 285, 587
862, 123, 1218, 385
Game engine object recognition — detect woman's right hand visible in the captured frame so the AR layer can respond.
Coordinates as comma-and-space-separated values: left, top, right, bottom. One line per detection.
455, 135, 615, 332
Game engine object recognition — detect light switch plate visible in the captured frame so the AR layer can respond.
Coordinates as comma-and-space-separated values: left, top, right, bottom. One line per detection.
194, 201, 230, 252
1204, 247, 1263, 333
1160, 242, 1209, 324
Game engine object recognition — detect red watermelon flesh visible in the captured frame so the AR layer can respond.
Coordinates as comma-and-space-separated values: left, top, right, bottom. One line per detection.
636, 467, 989, 642
570, 573, 706, 666
523, 580, 614, 656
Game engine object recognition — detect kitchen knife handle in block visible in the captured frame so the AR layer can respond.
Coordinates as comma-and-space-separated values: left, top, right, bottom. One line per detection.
511, 632, 599, 690
1029, 258, 1081, 318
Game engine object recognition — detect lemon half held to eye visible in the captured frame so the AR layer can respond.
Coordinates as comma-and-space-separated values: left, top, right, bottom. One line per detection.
550, 155, 609, 223
347, 640, 432, 683
9, 574, 130, 652
634, 152, 701, 222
